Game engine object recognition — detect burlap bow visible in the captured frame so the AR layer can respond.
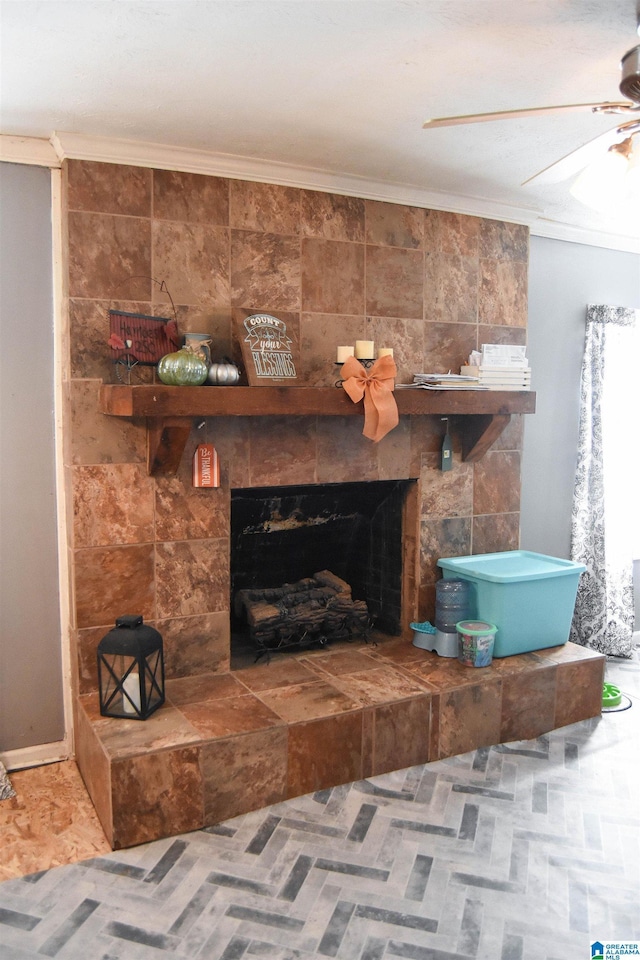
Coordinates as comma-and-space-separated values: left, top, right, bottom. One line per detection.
341, 354, 399, 442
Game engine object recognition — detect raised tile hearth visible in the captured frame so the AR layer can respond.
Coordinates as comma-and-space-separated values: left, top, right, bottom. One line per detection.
74, 638, 604, 850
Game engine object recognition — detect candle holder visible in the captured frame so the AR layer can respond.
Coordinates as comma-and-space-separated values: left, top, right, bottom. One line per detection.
334, 358, 375, 387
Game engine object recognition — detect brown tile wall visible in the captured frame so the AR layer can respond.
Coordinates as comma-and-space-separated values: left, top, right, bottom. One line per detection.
62, 159, 529, 697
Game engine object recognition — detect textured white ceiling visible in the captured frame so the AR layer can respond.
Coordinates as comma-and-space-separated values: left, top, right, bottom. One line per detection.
1, 0, 639, 247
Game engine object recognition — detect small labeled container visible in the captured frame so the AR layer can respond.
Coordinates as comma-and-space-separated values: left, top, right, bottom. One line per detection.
456, 619, 497, 668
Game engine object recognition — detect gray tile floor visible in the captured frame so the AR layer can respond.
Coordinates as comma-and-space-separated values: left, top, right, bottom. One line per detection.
0, 650, 638, 960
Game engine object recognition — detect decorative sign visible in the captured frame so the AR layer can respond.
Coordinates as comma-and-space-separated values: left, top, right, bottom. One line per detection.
238, 313, 300, 385
108, 310, 179, 365
193, 444, 220, 488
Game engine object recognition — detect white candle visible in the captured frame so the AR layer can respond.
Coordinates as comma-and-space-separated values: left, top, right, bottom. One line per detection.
336, 345, 355, 363
378, 347, 394, 358
122, 673, 141, 715
355, 340, 375, 359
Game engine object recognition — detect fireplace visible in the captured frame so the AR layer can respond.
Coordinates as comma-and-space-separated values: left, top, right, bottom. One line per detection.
66, 160, 592, 853
230, 480, 417, 665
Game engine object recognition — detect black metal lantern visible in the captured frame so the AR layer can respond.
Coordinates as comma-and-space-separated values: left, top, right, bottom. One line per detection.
97, 615, 165, 720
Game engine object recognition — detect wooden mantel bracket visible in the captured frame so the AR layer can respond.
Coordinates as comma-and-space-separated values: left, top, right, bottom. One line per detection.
147, 418, 193, 476
460, 414, 512, 463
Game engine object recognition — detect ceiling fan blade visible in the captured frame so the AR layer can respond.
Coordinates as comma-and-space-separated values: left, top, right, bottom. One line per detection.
523, 118, 640, 185
422, 102, 634, 128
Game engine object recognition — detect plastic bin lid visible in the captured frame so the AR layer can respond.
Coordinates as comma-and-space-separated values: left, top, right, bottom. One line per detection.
437, 550, 586, 582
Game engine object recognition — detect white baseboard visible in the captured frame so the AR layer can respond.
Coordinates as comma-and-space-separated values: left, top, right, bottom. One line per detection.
0, 741, 70, 773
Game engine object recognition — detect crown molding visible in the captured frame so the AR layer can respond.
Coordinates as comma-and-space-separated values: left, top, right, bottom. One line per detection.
0, 134, 60, 167
529, 217, 640, 254
51, 130, 544, 222
8, 131, 639, 255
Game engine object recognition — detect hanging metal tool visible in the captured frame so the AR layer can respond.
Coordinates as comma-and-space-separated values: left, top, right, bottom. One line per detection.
441, 417, 453, 471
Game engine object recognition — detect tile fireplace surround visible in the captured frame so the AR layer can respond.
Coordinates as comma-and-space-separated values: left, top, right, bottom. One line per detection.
63, 158, 604, 851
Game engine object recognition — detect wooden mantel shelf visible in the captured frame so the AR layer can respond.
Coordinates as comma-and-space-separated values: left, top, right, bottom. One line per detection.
99, 384, 536, 476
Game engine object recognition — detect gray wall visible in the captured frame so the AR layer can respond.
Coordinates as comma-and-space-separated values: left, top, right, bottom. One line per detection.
0, 162, 65, 751
521, 234, 640, 627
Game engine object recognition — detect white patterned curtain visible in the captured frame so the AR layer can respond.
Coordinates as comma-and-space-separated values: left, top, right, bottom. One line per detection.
570, 304, 640, 657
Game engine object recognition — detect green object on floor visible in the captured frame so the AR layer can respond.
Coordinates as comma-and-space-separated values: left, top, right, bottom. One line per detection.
602, 682, 622, 708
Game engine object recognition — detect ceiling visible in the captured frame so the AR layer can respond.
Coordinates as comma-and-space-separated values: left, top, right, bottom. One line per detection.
2, 0, 640, 250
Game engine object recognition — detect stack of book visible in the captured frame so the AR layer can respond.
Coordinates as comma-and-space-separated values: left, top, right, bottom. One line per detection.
459, 364, 531, 390
460, 344, 531, 391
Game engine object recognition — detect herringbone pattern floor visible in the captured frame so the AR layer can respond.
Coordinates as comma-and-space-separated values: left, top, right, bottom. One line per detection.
0, 653, 638, 960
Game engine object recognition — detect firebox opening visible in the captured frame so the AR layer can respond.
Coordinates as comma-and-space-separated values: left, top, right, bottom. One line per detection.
230, 479, 415, 664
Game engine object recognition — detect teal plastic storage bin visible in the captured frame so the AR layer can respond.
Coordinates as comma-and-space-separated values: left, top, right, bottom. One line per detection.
437, 551, 585, 658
